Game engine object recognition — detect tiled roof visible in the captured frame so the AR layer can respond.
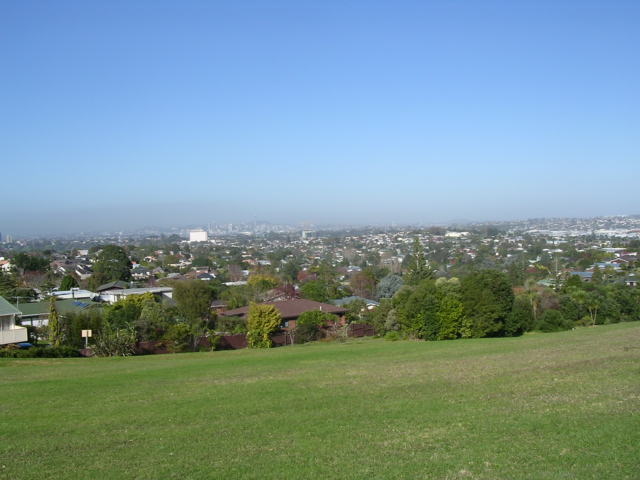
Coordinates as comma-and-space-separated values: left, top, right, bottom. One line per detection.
223, 298, 346, 319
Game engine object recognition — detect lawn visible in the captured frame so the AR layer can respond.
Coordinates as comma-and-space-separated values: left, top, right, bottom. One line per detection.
1, 323, 639, 480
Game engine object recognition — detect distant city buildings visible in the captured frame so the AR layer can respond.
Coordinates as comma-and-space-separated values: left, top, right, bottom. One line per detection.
189, 229, 209, 243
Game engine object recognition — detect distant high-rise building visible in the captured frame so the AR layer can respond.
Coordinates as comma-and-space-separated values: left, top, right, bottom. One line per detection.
189, 229, 208, 242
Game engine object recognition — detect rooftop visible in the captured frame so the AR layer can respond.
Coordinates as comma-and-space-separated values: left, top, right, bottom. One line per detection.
223, 298, 347, 320
0, 296, 22, 316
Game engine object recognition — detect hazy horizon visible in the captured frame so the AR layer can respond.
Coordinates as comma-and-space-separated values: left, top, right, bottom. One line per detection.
2, 1, 639, 236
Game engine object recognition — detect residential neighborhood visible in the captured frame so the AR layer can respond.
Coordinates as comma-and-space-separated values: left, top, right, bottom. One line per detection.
1, 215, 639, 354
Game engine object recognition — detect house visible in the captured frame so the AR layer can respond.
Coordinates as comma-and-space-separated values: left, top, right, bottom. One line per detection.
222, 298, 347, 331
569, 271, 593, 282
99, 287, 173, 305
211, 300, 228, 314
331, 296, 380, 310
95, 281, 129, 293
624, 276, 639, 287
52, 288, 97, 300
131, 266, 151, 280
196, 273, 215, 281
75, 264, 93, 280
0, 296, 27, 345
16, 299, 103, 327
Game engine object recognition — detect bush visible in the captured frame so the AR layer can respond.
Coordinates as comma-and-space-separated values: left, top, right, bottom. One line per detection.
0, 346, 81, 358
215, 315, 247, 334
247, 303, 281, 348
536, 310, 573, 332
294, 322, 321, 344
162, 323, 193, 353
93, 322, 137, 357
384, 331, 401, 341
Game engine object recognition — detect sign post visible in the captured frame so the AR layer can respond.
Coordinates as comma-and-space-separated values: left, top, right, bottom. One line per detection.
81, 329, 92, 349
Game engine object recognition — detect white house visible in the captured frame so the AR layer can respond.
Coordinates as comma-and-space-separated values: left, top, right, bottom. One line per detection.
99, 287, 173, 304
0, 296, 27, 345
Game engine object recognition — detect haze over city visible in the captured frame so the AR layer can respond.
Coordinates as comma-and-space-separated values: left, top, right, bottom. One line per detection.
2, 0, 639, 235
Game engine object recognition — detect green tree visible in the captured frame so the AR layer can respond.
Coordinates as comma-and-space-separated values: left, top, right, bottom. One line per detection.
173, 280, 215, 350
48, 298, 63, 347
295, 310, 336, 343
536, 309, 572, 332
91, 245, 132, 287
505, 295, 534, 336
59, 274, 79, 291
247, 303, 281, 348
405, 238, 434, 285
14, 253, 49, 272
173, 280, 213, 322
436, 280, 469, 339
591, 266, 603, 285
135, 299, 171, 341
300, 280, 329, 303
93, 321, 137, 356
395, 279, 439, 339
461, 270, 514, 337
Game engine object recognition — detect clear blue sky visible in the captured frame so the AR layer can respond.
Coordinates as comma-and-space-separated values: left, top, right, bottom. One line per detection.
1, 0, 638, 235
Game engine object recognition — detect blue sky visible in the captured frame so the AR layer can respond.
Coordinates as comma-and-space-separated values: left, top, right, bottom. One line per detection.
1, 0, 639, 234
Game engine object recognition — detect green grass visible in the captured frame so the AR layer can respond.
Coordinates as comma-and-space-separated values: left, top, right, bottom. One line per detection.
1, 323, 639, 480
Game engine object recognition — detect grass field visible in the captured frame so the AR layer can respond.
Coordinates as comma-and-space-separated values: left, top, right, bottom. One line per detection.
1, 323, 639, 480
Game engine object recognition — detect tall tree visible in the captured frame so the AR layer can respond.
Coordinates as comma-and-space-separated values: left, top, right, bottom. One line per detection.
461, 270, 514, 337
48, 298, 63, 347
59, 274, 79, 291
92, 245, 132, 286
405, 237, 434, 285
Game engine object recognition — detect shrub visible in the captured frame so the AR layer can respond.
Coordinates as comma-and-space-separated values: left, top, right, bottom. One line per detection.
294, 322, 321, 344
0, 346, 81, 358
93, 322, 137, 357
215, 315, 247, 334
162, 323, 193, 353
536, 310, 573, 332
384, 331, 401, 341
247, 303, 281, 348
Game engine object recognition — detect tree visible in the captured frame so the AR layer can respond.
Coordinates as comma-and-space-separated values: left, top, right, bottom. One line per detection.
59, 274, 79, 291
93, 321, 137, 356
377, 274, 403, 299
505, 295, 534, 336
173, 280, 215, 350
436, 280, 469, 339
405, 238, 434, 285
135, 299, 171, 341
300, 280, 329, 303
536, 309, 572, 332
48, 298, 63, 347
461, 270, 514, 337
103, 293, 155, 329
350, 271, 376, 299
173, 280, 213, 323
295, 310, 336, 343
247, 303, 281, 348
92, 245, 132, 287
0, 272, 18, 298
395, 279, 439, 339
591, 266, 603, 285
13, 253, 49, 272
248, 274, 280, 295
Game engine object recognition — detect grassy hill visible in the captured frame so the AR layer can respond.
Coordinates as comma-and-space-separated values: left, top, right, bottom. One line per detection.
1, 323, 639, 479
